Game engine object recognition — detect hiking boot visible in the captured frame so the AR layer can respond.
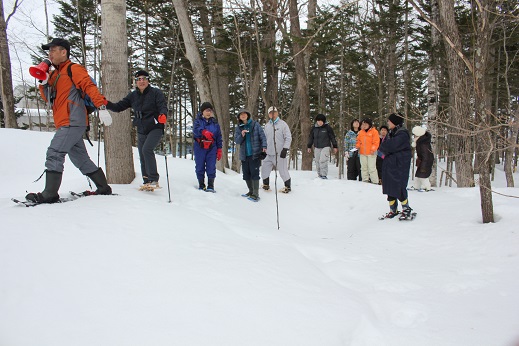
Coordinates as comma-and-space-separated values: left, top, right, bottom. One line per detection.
87, 168, 112, 195
280, 178, 291, 193
25, 170, 62, 204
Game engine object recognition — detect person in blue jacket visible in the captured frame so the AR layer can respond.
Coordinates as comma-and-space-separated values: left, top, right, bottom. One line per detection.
234, 109, 267, 201
193, 102, 223, 192
379, 113, 413, 220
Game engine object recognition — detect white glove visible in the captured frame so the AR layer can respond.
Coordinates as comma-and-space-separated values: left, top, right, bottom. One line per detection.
99, 109, 112, 126
39, 73, 49, 85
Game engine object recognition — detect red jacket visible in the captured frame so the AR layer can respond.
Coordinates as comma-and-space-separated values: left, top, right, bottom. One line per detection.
39, 60, 106, 129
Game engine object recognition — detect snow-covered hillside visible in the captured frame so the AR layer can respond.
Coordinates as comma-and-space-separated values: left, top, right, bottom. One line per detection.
1, 128, 518, 346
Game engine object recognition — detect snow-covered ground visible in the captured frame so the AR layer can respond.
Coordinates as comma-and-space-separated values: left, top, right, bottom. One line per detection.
1, 128, 518, 346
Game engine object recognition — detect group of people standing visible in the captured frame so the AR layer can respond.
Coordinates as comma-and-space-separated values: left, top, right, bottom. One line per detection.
234, 106, 292, 201
343, 113, 434, 219
26, 37, 433, 220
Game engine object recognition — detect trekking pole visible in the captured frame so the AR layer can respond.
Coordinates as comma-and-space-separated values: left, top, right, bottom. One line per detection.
97, 122, 101, 167
165, 153, 171, 203
272, 123, 280, 230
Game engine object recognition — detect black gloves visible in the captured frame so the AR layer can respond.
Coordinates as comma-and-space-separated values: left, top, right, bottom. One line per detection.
280, 148, 288, 159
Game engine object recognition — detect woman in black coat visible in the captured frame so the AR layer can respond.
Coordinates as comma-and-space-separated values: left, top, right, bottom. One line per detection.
412, 126, 434, 191
379, 113, 413, 219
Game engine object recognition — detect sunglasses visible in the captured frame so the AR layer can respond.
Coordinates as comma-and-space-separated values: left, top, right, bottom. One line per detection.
135, 77, 148, 81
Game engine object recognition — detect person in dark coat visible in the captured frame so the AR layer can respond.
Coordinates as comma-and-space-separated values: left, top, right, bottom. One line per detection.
106, 70, 168, 189
344, 119, 361, 180
307, 113, 338, 179
234, 109, 267, 201
193, 102, 223, 192
411, 126, 434, 191
376, 125, 389, 185
379, 113, 413, 219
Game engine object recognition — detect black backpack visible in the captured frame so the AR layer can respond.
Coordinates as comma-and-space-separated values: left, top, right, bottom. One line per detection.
67, 63, 97, 115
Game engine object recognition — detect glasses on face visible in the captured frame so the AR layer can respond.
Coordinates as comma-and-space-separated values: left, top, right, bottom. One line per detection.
135, 77, 148, 81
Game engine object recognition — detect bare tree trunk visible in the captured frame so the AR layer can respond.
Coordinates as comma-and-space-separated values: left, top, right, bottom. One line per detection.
263, 0, 279, 109
173, 0, 212, 103
473, 0, 495, 223
289, 0, 312, 170
427, 0, 440, 188
0, 0, 18, 129
101, 0, 135, 184
438, 0, 474, 187
201, 1, 230, 171
386, 0, 399, 113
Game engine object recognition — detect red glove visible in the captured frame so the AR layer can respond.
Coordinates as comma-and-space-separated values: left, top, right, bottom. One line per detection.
217, 148, 222, 161
158, 114, 167, 124
202, 129, 214, 141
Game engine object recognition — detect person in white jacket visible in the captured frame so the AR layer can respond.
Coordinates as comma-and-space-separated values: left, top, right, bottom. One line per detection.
261, 106, 293, 193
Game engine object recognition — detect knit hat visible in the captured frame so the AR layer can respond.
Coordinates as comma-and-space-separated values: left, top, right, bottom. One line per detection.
237, 109, 251, 120
315, 114, 326, 122
412, 126, 426, 137
268, 106, 278, 113
135, 70, 149, 78
361, 118, 373, 128
388, 113, 404, 126
200, 102, 213, 113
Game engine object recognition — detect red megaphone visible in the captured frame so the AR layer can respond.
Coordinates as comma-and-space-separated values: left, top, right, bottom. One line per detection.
29, 58, 51, 80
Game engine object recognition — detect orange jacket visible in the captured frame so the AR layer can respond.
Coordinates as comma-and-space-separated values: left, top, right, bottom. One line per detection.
39, 60, 107, 129
356, 127, 380, 155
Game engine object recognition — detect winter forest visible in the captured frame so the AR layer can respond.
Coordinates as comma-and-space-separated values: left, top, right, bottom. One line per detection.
0, 0, 518, 223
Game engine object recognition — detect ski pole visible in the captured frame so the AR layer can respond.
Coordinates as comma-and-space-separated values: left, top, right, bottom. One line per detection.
97, 123, 101, 167
272, 123, 280, 230
165, 153, 171, 203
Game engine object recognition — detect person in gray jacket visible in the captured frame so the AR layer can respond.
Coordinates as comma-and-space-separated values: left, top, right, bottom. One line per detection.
307, 113, 338, 179
261, 106, 292, 193
234, 109, 267, 201
106, 70, 168, 189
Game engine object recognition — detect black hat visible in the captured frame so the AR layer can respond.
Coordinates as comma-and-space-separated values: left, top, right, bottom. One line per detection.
237, 109, 251, 120
361, 118, 373, 128
315, 114, 326, 122
135, 70, 149, 78
388, 113, 404, 126
200, 102, 213, 113
42, 38, 70, 52
379, 125, 389, 132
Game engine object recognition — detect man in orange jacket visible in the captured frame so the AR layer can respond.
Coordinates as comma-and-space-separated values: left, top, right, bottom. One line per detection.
26, 38, 113, 204
356, 118, 380, 184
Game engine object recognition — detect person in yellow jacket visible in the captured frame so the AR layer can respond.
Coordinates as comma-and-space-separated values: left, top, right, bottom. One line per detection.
356, 118, 380, 184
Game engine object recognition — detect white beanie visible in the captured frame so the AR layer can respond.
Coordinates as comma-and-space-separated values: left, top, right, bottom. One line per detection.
412, 126, 426, 137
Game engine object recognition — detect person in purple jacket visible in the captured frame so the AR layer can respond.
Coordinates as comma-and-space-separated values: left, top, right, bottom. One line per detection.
193, 102, 223, 192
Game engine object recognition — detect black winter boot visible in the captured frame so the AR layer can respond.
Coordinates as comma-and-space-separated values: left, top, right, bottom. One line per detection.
262, 177, 270, 191
280, 179, 291, 193
198, 179, 206, 191
87, 168, 112, 195
207, 178, 215, 192
25, 170, 62, 203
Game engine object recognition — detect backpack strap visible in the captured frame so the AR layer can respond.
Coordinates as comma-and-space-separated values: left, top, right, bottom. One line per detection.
67, 62, 93, 147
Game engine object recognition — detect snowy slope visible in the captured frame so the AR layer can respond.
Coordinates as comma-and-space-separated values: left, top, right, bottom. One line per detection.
1, 128, 518, 346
